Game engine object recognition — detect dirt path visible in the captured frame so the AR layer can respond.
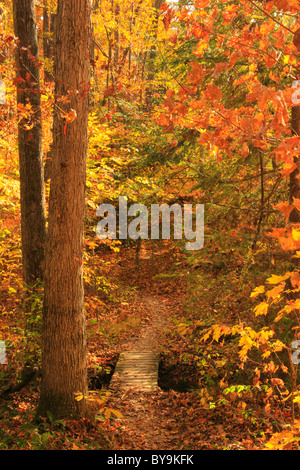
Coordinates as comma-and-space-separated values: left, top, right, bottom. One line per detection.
106, 294, 184, 450
120, 295, 171, 353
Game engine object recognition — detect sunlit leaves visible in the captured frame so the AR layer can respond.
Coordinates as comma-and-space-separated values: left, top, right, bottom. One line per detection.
254, 301, 268, 316
266, 273, 291, 285
250, 285, 265, 298
273, 202, 294, 223
265, 420, 300, 450
61, 108, 77, 124
74, 392, 84, 401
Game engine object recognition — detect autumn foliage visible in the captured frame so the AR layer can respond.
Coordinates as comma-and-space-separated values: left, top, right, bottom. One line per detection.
2, 0, 300, 450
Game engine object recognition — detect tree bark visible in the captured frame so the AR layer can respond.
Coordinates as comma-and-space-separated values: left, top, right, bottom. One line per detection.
13, 0, 46, 284
289, 106, 300, 223
37, 0, 92, 420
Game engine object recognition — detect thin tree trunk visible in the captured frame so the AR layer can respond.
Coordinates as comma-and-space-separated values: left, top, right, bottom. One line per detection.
114, 3, 120, 72
13, 0, 46, 284
43, 2, 55, 83
89, 0, 100, 107
38, 0, 92, 420
145, 0, 163, 111
107, 39, 112, 110
252, 149, 264, 250
43, 3, 55, 181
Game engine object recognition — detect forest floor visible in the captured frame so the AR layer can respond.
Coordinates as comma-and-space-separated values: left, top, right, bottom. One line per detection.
89, 239, 285, 451
0, 237, 297, 450
104, 290, 260, 451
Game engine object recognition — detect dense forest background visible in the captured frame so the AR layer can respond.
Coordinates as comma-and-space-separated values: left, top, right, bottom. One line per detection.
1, 0, 300, 450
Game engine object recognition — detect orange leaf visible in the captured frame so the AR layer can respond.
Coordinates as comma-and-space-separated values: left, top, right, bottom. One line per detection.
273, 202, 294, 223
204, 85, 222, 101
62, 108, 77, 124
279, 236, 300, 251
293, 197, 300, 211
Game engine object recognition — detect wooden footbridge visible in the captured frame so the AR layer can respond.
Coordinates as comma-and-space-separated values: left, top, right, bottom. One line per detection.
110, 350, 160, 391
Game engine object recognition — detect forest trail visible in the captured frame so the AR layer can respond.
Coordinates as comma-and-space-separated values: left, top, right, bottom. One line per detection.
110, 295, 168, 392
116, 295, 171, 353
100, 242, 267, 451
106, 294, 181, 450
103, 288, 263, 451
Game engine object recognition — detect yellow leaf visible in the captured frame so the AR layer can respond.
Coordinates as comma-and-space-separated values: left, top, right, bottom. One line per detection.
176, 322, 190, 335
87, 200, 98, 210
201, 330, 211, 342
254, 301, 269, 316
111, 409, 124, 419
250, 285, 265, 297
292, 229, 300, 241
266, 273, 290, 285
262, 350, 271, 359
215, 359, 227, 368
239, 335, 254, 350
272, 340, 285, 352
212, 325, 222, 342
74, 392, 84, 401
266, 283, 284, 301
274, 309, 285, 322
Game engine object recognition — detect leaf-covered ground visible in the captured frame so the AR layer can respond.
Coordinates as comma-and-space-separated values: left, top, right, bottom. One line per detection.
0, 238, 299, 450
101, 242, 274, 450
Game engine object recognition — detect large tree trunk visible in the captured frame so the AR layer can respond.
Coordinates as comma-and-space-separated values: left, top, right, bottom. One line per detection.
13, 0, 46, 284
291, 32, 300, 223
290, 106, 300, 223
38, 0, 92, 420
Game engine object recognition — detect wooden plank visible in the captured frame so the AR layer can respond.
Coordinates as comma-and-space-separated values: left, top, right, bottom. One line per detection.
110, 351, 160, 391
